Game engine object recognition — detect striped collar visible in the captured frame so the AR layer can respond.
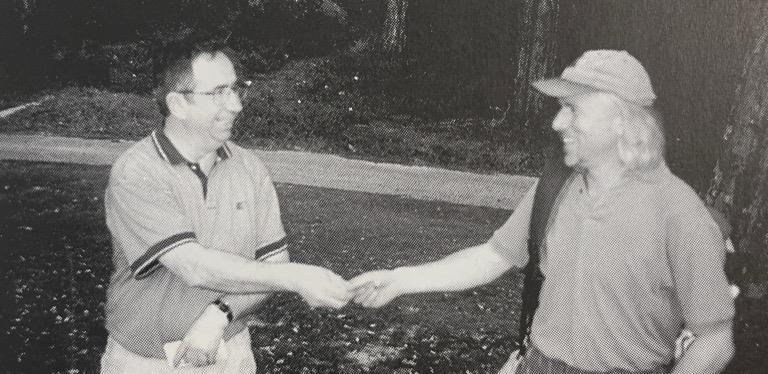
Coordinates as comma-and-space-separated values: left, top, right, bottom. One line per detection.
151, 130, 231, 165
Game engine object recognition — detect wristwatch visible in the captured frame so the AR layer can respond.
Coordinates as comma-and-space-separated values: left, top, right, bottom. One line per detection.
212, 298, 233, 323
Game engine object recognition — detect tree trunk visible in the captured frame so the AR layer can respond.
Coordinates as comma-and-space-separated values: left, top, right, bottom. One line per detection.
511, 0, 559, 130
318, 0, 347, 24
706, 1, 768, 297
382, 0, 408, 53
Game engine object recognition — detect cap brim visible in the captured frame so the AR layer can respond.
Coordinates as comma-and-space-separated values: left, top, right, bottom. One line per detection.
532, 78, 599, 98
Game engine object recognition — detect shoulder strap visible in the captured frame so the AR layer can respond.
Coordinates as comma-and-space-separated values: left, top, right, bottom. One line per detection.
515, 149, 572, 355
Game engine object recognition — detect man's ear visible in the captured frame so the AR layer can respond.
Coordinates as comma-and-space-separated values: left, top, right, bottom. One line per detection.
166, 92, 188, 120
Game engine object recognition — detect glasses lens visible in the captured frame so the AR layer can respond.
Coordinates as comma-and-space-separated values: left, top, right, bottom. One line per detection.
235, 80, 252, 101
211, 81, 252, 106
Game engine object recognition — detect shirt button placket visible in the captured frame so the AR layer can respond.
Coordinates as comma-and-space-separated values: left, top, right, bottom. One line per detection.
573, 197, 597, 358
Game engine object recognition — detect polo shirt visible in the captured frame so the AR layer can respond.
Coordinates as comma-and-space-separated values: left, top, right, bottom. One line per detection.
490, 164, 734, 372
103, 130, 287, 358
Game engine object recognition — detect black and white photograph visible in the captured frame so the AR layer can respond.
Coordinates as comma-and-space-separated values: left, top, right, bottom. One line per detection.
1, 1, 766, 373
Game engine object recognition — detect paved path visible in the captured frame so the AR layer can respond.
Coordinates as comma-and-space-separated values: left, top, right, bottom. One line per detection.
0, 134, 535, 210
0, 103, 38, 118
1, 84, 537, 211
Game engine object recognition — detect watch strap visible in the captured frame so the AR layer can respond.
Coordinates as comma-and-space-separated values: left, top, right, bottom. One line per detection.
212, 298, 233, 323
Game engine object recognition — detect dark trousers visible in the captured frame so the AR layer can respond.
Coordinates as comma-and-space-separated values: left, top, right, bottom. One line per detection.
516, 345, 671, 374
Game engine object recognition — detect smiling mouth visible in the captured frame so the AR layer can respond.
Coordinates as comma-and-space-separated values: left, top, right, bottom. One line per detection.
217, 118, 236, 127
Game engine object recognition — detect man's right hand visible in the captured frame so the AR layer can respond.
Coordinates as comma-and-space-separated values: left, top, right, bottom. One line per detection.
286, 264, 352, 309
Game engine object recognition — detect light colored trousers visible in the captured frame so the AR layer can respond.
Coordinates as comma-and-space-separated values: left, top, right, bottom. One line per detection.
100, 329, 256, 374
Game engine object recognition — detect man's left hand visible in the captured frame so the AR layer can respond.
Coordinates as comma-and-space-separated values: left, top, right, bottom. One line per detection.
173, 304, 229, 367
350, 269, 407, 308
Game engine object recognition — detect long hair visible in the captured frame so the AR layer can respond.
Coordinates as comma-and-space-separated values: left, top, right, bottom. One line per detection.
609, 96, 666, 171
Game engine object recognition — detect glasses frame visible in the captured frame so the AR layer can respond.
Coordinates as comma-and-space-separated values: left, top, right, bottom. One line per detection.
177, 79, 253, 106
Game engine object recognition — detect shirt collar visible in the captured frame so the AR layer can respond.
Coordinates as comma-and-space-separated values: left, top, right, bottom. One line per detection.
151, 130, 231, 165
576, 162, 669, 196
624, 162, 669, 184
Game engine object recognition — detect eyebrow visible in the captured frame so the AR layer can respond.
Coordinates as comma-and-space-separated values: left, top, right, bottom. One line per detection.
200, 82, 234, 93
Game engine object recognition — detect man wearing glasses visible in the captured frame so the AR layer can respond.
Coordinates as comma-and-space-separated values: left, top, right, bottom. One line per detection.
99, 36, 352, 373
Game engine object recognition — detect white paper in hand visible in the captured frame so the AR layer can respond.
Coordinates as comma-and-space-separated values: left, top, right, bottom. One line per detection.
163, 339, 229, 368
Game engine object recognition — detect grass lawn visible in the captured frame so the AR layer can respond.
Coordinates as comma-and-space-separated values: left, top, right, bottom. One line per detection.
4, 160, 766, 373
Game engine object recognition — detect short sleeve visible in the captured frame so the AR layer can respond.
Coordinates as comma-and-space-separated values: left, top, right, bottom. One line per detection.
105, 160, 196, 279
245, 152, 288, 262
489, 182, 536, 268
667, 197, 735, 334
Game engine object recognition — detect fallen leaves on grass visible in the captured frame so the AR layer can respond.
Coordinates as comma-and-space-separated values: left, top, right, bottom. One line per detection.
4, 161, 766, 374
346, 343, 402, 368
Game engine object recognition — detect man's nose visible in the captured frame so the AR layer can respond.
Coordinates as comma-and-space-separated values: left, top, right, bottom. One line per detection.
551, 109, 569, 131
225, 90, 243, 113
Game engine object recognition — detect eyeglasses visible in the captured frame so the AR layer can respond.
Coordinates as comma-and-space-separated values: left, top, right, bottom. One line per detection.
177, 79, 253, 106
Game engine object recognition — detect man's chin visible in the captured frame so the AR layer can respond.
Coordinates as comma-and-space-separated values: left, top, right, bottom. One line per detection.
562, 154, 579, 167
210, 130, 232, 145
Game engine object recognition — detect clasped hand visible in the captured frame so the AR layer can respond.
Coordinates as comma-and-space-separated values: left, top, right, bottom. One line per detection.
348, 268, 404, 308
290, 265, 405, 309
289, 264, 355, 309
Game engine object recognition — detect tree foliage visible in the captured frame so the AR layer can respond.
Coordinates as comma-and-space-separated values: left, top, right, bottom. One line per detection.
0, 0, 356, 89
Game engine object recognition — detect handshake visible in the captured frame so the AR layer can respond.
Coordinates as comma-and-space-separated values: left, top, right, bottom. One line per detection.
289, 264, 412, 309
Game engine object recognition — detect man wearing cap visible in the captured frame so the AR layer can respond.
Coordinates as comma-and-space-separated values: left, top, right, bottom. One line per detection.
99, 37, 352, 373
350, 50, 735, 373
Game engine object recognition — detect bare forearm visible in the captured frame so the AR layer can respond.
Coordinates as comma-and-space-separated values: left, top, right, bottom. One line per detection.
397, 243, 513, 294
160, 242, 296, 294
671, 322, 734, 374
221, 250, 290, 319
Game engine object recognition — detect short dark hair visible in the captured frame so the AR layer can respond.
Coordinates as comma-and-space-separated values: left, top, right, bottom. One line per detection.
153, 33, 241, 116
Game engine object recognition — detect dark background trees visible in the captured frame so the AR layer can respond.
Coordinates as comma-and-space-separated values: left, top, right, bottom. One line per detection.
511, 0, 559, 134
704, 4, 768, 370
707, 0, 768, 291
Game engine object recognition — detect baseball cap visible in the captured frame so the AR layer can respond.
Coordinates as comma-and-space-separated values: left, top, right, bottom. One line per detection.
532, 50, 656, 106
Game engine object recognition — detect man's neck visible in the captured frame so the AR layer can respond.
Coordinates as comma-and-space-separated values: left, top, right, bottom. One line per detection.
582, 160, 626, 196
163, 119, 220, 164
